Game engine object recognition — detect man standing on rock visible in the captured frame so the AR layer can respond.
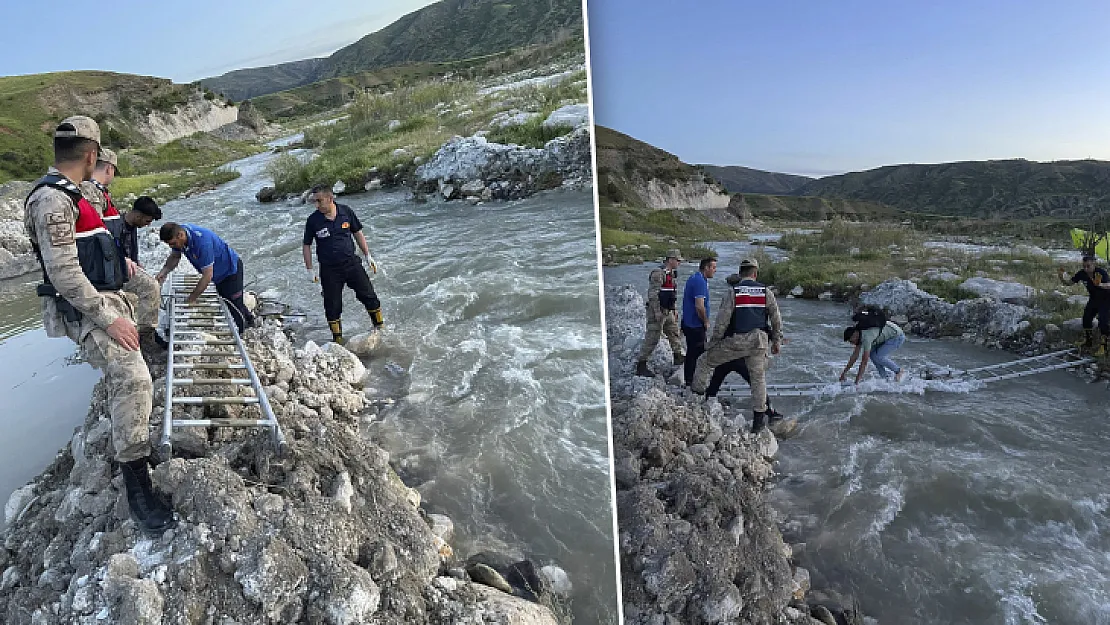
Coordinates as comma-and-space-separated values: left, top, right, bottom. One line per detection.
302, 184, 383, 345
635, 249, 685, 377
155, 222, 255, 333
24, 115, 174, 534
1060, 256, 1110, 356
692, 258, 784, 434
680, 257, 716, 385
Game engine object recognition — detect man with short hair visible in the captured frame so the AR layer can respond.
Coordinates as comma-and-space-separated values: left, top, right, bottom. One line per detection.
24, 115, 174, 535
155, 222, 255, 333
692, 258, 783, 434
635, 249, 685, 377
302, 184, 383, 345
79, 147, 124, 239
1059, 255, 1110, 356
680, 257, 716, 386
120, 196, 161, 266
115, 196, 163, 332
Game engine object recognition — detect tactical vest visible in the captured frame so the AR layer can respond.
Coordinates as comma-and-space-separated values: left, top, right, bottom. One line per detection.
658, 268, 678, 310
726, 279, 768, 336
27, 174, 126, 295
93, 180, 123, 240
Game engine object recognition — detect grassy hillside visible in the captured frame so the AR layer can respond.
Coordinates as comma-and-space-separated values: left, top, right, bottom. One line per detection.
202, 0, 583, 101
595, 125, 720, 207
734, 193, 897, 221
0, 71, 213, 183
795, 159, 1110, 219
699, 164, 812, 194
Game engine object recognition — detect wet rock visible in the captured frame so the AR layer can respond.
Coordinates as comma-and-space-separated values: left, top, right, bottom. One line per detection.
255, 186, 277, 202
460, 179, 486, 197
5, 484, 35, 524
539, 565, 572, 597
467, 563, 513, 594
960, 277, 1036, 305
790, 285, 804, 297
332, 180, 346, 195
364, 179, 382, 191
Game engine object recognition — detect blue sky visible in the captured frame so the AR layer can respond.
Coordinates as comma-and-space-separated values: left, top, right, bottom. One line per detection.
586, 0, 1110, 176
0, 0, 437, 82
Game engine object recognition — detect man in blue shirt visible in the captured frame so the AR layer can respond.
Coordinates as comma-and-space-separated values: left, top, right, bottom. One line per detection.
302, 184, 383, 345
681, 257, 716, 386
155, 222, 255, 333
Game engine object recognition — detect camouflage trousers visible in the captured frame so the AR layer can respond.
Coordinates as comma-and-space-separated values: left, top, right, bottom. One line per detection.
638, 308, 684, 362
123, 270, 161, 330
80, 324, 154, 463
692, 330, 769, 412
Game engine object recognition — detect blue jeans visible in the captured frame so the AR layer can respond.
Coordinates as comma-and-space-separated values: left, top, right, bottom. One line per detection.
870, 334, 905, 378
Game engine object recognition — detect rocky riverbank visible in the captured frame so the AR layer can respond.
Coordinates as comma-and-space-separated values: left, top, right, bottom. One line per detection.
0, 181, 38, 280
605, 285, 866, 625
0, 318, 568, 624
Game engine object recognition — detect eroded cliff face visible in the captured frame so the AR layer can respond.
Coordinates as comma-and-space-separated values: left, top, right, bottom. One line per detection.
133, 99, 240, 145
640, 178, 731, 210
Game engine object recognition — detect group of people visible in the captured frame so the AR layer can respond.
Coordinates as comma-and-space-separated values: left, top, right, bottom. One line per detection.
23, 115, 386, 535
637, 249, 1110, 435
634, 250, 908, 435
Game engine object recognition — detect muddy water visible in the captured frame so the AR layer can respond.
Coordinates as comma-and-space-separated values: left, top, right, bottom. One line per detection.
606, 258, 1110, 625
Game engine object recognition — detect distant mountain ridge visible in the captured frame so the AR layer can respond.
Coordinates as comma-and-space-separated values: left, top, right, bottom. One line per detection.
201, 0, 583, 101
699, 164, 812, 195
793, 159, 1110, 219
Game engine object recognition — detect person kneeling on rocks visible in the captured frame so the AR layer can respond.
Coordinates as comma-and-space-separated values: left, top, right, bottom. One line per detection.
692, 258, 785, 434
1059, 256, 1110, 356
24, 115, 174, 535
840, 306, 905, 384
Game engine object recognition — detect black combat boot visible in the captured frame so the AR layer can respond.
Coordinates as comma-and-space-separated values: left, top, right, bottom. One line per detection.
120, 458, 176, 535
751, 410, 767, 435
1078, 329, 1095, 354
635, 361, 652, 377
673, 353, 685, 366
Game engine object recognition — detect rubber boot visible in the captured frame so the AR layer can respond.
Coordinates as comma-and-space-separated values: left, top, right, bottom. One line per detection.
119, 458, 176, 535
673, 353, 685, 366
328, 319, 344, 345
1097, 335, 1108, 358
635, 361, 652, 377
367, 307, 384, 328
751, 410, 767, 435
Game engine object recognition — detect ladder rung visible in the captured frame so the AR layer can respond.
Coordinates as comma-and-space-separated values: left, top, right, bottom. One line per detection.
172, 363, 246, 370
172, 419, 273, 427
172, 378, 253, 385
173, 350, 238, 357
173, 340, 237, 346
171, 397, 259, 405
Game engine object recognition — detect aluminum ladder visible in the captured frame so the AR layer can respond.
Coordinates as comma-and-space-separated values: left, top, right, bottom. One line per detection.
158, 273, 288, 458
716, 349, 1095, 399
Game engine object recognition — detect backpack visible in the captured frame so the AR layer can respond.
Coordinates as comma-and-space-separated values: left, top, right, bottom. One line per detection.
852, 305, 888, 331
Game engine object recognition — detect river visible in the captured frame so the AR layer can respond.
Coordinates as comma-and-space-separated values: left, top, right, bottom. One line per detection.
1, 142, 618, 623
606, 253, 1110, 625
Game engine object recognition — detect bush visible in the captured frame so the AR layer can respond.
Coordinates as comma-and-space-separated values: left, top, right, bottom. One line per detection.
265, 153, 311, 195
487, 118, 571, 148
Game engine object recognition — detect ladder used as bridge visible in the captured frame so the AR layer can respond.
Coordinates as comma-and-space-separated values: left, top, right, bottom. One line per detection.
716, 349, 1095, 399
158, 273, 287, 459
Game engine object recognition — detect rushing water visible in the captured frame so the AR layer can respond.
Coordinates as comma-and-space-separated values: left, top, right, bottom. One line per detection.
606, 255, 1110, 625
1, 144, 618, 622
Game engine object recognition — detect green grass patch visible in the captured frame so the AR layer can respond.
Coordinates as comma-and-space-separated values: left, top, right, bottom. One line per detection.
119, 133, 263, 176
109, 167, 239, 208
915, 278, 981, 303
487, 118, 572, 148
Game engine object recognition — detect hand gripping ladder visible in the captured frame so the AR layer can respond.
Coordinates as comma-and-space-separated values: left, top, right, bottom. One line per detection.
158, 273, 288, 458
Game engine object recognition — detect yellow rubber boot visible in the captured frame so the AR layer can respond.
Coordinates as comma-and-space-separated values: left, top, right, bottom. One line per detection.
367, 307, 384, 328
328, 319, 344, 345
1096, 336, 1108, 358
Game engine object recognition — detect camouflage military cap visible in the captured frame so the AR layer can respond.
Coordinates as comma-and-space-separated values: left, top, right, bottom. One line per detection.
665, 248, 684, 261
55, 115, 101, 144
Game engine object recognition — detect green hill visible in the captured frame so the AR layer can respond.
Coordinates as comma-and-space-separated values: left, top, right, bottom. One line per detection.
699, 164, 812, 195
794, 159, 1110, 219
201, 0, 583, 101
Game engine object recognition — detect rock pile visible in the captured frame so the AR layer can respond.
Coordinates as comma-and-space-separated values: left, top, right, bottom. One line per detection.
0, 180, 38, 279
0, 321, 562, 624
606, 285, 865, 625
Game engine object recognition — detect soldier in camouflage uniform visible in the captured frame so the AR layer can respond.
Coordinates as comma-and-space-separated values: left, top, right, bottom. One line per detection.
692, 258, 784, 434
80, 149, 161, 331
25, 116, 174, 534
635, 249, 685, 377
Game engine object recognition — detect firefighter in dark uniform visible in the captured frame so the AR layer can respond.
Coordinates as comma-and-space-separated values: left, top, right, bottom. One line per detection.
635, 249, 685, 376
24, 116, 174, 534
302, 184, 383, 344
1059, 256, 1110, 356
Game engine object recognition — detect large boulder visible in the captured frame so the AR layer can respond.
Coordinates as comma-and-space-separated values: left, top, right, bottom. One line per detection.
542, 104, 589, 130
860, 279, 1035, 339
959, 277, 1036, 305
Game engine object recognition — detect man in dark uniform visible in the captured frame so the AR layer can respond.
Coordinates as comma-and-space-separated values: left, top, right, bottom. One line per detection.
302, 184, 383, 345
155, 222, 255, 333
119, 196, 161, 267
24, 115, 174, 534
1060, 255, 1110, 356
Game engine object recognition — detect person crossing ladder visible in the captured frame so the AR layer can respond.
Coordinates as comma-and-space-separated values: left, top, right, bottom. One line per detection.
303, 184, 384, 344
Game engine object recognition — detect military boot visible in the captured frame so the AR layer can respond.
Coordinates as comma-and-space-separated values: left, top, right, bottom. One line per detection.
751, 410, 767, 435
635, 360, 652, 377
119, 458, 176, 535
673, 353, 685, 366
328, 319, 345, 345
